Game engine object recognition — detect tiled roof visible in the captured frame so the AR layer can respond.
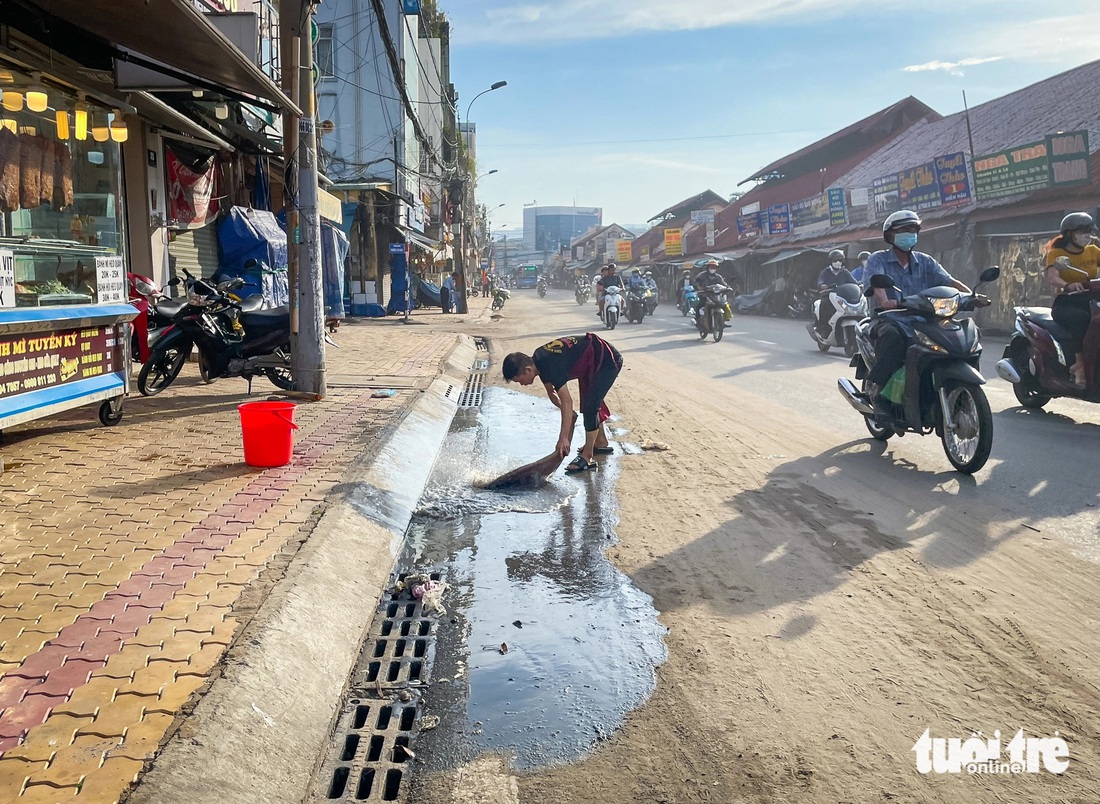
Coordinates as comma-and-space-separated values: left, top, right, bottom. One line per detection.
647, 189, 726, 223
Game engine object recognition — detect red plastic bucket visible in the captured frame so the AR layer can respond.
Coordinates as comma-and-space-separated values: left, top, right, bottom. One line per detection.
238, 401, 299, 467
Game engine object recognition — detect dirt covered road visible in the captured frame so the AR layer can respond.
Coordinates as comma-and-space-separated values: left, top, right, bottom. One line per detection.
431, 291, 1100, 803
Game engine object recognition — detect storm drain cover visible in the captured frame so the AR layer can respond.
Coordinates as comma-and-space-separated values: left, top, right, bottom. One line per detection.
309, 572, 445, 803
474, 337, 489, 352
458, 372, 485, 408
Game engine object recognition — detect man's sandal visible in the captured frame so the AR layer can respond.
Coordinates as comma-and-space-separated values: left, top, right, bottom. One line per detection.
565, 455, 598, 473
576, 446, 614, 455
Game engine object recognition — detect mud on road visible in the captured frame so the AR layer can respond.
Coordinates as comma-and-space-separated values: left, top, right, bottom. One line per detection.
421, 292, 1100, 803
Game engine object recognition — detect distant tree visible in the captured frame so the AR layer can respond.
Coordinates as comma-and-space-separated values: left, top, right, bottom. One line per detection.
728, 191, 745, 203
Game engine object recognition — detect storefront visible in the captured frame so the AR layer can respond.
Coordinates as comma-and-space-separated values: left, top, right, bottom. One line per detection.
0, 63, 137, 437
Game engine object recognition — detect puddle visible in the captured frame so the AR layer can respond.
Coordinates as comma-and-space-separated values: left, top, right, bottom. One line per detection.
405, 387, 667, 772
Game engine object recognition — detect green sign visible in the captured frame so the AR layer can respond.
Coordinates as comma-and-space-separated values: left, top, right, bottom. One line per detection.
972, 141, 1050, 200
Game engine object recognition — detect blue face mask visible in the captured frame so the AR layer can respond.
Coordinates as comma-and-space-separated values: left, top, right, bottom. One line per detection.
894, 232, 918, 251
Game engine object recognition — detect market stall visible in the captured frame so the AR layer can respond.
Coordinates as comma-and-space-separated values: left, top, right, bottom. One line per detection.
0, 65, 137, 442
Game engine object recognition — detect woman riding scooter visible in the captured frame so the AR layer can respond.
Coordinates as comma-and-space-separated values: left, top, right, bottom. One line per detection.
1044, 212, 1100, 388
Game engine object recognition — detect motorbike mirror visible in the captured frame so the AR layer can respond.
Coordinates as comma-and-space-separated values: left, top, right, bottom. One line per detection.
978, 266, 1000, 284
168, 277, 183, 287
868, 273, 895, 289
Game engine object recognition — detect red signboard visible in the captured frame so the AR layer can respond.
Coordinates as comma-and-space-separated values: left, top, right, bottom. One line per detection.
0, 324, 124, 400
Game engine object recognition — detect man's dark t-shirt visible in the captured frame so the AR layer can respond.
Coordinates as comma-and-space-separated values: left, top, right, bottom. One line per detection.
532, 335, 592, 390
597, 273, 624, 290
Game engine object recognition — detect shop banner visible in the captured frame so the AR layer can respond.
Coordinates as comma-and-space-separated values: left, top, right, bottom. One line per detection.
0, 250, 14, 308
1048, 130, 1090, 188
767, 204, 790, 235
95, 256, 126, 304
791, 194, 830, 232
690, 209, 716, 224
935, 152, 971, 207
166, 145, 220, 228
641, 247, 650, 262
973, 141, 1050, 200
616, 240, 633, 263
737, 212, 764, 236
664, 228, 683, 257
827, 188, 847, 226
872, 173, 901, 216
898, 161, 942, 212
0, 324, 124, 401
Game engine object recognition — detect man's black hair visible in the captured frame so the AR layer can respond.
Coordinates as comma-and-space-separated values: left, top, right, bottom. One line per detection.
502, 352, 534, 381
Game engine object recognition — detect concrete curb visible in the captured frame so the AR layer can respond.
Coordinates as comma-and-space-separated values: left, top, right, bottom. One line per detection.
130, 335, 478, 804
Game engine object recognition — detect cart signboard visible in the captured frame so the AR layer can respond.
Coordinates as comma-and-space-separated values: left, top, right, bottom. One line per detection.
0, 324, 124, 403
96, 256, 127, 304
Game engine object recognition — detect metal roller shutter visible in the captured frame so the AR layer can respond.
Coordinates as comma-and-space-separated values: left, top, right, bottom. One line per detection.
167, 222, 220, 282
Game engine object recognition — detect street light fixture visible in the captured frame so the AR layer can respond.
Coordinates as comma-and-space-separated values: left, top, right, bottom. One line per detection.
477, 169, 498, 181
465, 80, 507, 124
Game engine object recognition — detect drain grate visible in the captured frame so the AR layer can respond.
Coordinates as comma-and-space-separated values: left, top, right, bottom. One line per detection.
443, 383, 454, 399
458, 372, 485, 408
474, 337, 489, 352
310, 571, 446, 803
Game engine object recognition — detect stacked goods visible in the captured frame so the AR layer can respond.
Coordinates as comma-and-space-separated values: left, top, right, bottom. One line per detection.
0, 130, 74, 213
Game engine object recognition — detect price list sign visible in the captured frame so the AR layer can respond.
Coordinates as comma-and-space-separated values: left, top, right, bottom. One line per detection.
0, 325, 123, 401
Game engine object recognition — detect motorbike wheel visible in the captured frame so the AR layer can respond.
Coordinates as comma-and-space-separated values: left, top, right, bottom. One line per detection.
940, 381, 994, 474
137, 342, 188, 396
711, 310, 723, 342
862, 379, 893, 441
1009, 341, 1050, 409
605, 311, 617, 330
843, 332, 857, 359
698, 317, 708, 340
198, 352, 217, 384
266, 365, 295, 390
817, 340, 831, 353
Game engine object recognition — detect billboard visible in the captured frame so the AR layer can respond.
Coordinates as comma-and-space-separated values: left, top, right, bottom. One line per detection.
664, 228, 683, 257
767, 204, 791, 235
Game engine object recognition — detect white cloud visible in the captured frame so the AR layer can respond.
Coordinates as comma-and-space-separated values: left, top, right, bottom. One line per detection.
903, 57, 1004, 76
451, 0, 873, 44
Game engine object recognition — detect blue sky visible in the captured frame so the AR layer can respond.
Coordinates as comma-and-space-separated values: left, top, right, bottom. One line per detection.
444, 0, 1100, 235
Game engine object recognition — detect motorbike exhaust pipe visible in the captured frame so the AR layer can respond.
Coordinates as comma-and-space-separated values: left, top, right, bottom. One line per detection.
837, 377, 874, 415
995, 358, 1022, 384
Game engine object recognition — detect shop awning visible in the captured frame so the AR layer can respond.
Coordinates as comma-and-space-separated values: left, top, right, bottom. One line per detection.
761, 249, 809, 266
398, 228, 441, 251
705, 250, 749, 261
41, 0, 300, 113
130, 92, 235, 151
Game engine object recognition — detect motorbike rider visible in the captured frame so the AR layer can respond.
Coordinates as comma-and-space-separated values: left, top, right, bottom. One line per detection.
693, 258, 727, 325
1043, 212, 1100, 388
851, 251, 872, 286
627, 267, 647, 290
864, 210, 984, 411
597, 262, 624, 318
815, 249, 858, 335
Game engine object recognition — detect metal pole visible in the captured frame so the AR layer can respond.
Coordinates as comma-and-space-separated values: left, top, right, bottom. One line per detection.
280, 0, 300, 355
962, 90, 976, 159
296, 9, 326, 395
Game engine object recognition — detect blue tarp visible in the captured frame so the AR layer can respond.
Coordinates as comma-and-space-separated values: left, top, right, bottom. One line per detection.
321, 220, 348, 320
217, 207, 289, 306
416, 278, 441, 308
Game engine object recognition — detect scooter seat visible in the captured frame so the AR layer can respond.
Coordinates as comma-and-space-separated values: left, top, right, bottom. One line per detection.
240, 305, 290, 328
153, 299, 186, 318
1019, 307, 1073, 344
238, 294, 264, 313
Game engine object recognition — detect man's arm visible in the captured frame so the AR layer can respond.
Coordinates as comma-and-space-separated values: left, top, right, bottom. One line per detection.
550, 383, 575, 456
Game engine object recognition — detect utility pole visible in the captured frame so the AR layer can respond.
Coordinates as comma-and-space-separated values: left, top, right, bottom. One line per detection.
280, 0, 325, 397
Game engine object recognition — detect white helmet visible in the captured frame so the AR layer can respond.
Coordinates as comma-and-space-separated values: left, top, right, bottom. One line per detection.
882, 210, 922, 240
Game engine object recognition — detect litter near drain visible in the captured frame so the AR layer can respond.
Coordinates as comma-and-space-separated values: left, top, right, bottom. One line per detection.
372, 389, 398, 398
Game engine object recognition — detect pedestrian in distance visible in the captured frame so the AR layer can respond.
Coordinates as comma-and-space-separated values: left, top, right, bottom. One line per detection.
441, 271, 456, 313
503, 333, 623, 473
481, 269, 491, 297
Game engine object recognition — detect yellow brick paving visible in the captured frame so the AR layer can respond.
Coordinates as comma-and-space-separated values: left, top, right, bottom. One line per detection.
0, 318, 465, 801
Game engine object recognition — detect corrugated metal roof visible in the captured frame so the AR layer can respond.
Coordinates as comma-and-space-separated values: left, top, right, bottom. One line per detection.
647, 189, 726, 222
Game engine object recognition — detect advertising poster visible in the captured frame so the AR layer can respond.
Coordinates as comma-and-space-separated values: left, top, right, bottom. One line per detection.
973, 141, 1050, 200
616, 240, 634, 263
0, 249, 14, 308
791, 194, 830, 231
898, 161, 942, 212
767, 204, 791, 235
827, 187, 847, 226
737, 213, 762, 237
872, 173, 901, 216
934, 152, 972, 207
166, 144, 220, 228
1047, 130, 1090, 188
664, 228, 683, 257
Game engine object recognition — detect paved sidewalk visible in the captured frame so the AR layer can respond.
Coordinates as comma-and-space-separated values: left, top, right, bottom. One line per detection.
0, 306, 482, 802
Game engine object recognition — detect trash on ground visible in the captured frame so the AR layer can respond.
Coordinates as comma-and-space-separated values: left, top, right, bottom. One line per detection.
640, 439, 670, 451
420, 715, 441, 731
395, 572, 449, 616
372, 389, 398, 398
499, 642, 509, 654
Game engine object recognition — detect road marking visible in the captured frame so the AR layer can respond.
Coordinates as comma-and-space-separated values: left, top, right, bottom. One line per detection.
755, 339, 778, 346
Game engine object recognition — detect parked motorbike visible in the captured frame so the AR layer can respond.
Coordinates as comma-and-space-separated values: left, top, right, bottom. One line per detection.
537, 277, 547, 298
603, 285, 622, 330
128, 272, 183, 363
732, 284, 774, 315
137, 270, 294, 396
575, 282, 590, 305
696, 284, 731, 343
491, 287, 511, 311
837, 267, 1000, 474
787, 288, 815, 319
626, 286, 648, 324
808, 283, 867, 356
996, 265, 1100, 408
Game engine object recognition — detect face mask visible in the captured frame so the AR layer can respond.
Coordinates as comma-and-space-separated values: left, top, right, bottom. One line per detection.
1072, 232, 1092, 247
894, 233, 918, 251
831, 262, 843, 270
708, 268, 717, 274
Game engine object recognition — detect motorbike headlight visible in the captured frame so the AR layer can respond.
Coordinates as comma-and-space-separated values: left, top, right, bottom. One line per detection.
931, 296, 959, 317
915, 331, 946, 353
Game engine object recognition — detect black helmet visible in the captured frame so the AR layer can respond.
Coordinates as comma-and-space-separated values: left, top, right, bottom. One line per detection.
828, 249, 845, 262
1060, 212, 1095, 234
